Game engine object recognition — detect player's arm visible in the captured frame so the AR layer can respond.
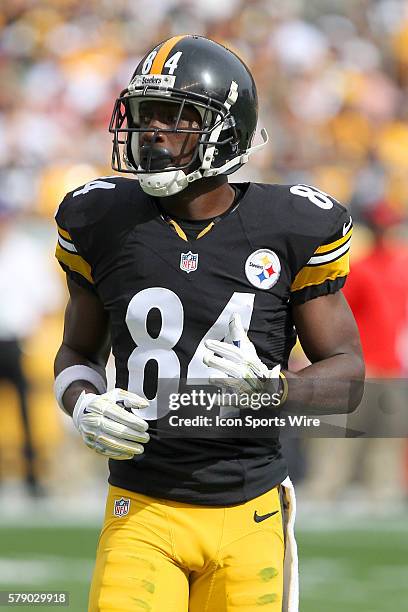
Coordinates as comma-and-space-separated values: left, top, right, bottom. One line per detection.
54, 277, 150, 459
204, 301, 364, 415
54, 277, 111, 416
286, 290, 365, 414
204, 188, 365, 415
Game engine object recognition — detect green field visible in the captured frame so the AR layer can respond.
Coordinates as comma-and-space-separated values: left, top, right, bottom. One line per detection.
0, 522, 407, 611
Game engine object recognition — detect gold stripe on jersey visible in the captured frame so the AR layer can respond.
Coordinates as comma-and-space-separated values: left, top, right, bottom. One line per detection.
57, 224, 73, 241
307, 236, 350, 266
55, 244, 94, 284
197, 222, 214, 239
291, 250, 350, 292
314, 228, 352, 255
150, 35, 187, 74
168, 219, 188, 241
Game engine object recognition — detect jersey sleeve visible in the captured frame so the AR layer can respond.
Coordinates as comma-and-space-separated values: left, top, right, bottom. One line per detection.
55, 198, 96, 293
54, 175, 144, 294
290, 208, 352, 305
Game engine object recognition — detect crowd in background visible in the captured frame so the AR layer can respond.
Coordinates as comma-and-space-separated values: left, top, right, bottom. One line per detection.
0, 0, 407, 508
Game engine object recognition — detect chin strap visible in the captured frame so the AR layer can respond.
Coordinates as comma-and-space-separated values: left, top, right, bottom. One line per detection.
203, 128, 269, 177
138, 168, 199, 197
137, 128, 269, 197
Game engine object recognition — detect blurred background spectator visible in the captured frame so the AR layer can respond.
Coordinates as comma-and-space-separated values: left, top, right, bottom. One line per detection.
1, 0, 407, 509
0, 197, 62, 497
300, 199, 408, 506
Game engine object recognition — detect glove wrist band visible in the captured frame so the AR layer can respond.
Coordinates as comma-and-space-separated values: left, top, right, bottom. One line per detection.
54, 365, 107, 415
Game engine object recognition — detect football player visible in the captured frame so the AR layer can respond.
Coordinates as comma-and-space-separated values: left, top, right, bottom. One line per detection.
54, 35, 365, 612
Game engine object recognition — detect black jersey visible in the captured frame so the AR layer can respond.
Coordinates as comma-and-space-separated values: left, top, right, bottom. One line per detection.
55, 177, 352, 505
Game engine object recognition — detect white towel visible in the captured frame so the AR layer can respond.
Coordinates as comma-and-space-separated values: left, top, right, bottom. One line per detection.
281, 476, 299, 612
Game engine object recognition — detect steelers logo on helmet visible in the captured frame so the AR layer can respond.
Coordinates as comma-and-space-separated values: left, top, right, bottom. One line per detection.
245, 249, 281, 290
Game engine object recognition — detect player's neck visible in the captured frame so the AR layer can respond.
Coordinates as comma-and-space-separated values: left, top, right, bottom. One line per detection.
158, 177, 236, 220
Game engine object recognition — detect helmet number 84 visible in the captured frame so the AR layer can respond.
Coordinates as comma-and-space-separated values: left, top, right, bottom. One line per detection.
141, 51, 183, 75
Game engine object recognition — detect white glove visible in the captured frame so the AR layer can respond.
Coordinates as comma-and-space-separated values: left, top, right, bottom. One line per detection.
203, 313, 281, 407
73, 388, 150, 460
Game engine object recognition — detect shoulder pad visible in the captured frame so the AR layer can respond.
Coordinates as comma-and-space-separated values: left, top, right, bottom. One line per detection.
55, 176, 145, 231
267, 183, 347, 240
248, 183, 351, 277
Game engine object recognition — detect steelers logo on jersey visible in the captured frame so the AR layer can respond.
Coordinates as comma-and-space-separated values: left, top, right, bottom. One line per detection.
245, 249, 281, 290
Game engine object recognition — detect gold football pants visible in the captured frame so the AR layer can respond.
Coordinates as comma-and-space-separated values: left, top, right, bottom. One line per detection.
88, 485, 284, 611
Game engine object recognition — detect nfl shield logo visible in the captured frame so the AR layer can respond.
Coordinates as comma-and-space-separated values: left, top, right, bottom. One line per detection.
180, 251, 198, 273
113, 497, 130, 517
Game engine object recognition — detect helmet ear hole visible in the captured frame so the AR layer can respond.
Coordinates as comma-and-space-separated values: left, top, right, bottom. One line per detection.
209, 123, 239, 170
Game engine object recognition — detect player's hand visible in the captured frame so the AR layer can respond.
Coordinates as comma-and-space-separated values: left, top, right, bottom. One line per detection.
73, 388, 150, 460
203, 313, 281, 407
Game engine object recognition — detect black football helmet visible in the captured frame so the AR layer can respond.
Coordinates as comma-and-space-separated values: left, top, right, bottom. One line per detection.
109, 34, 268, 196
